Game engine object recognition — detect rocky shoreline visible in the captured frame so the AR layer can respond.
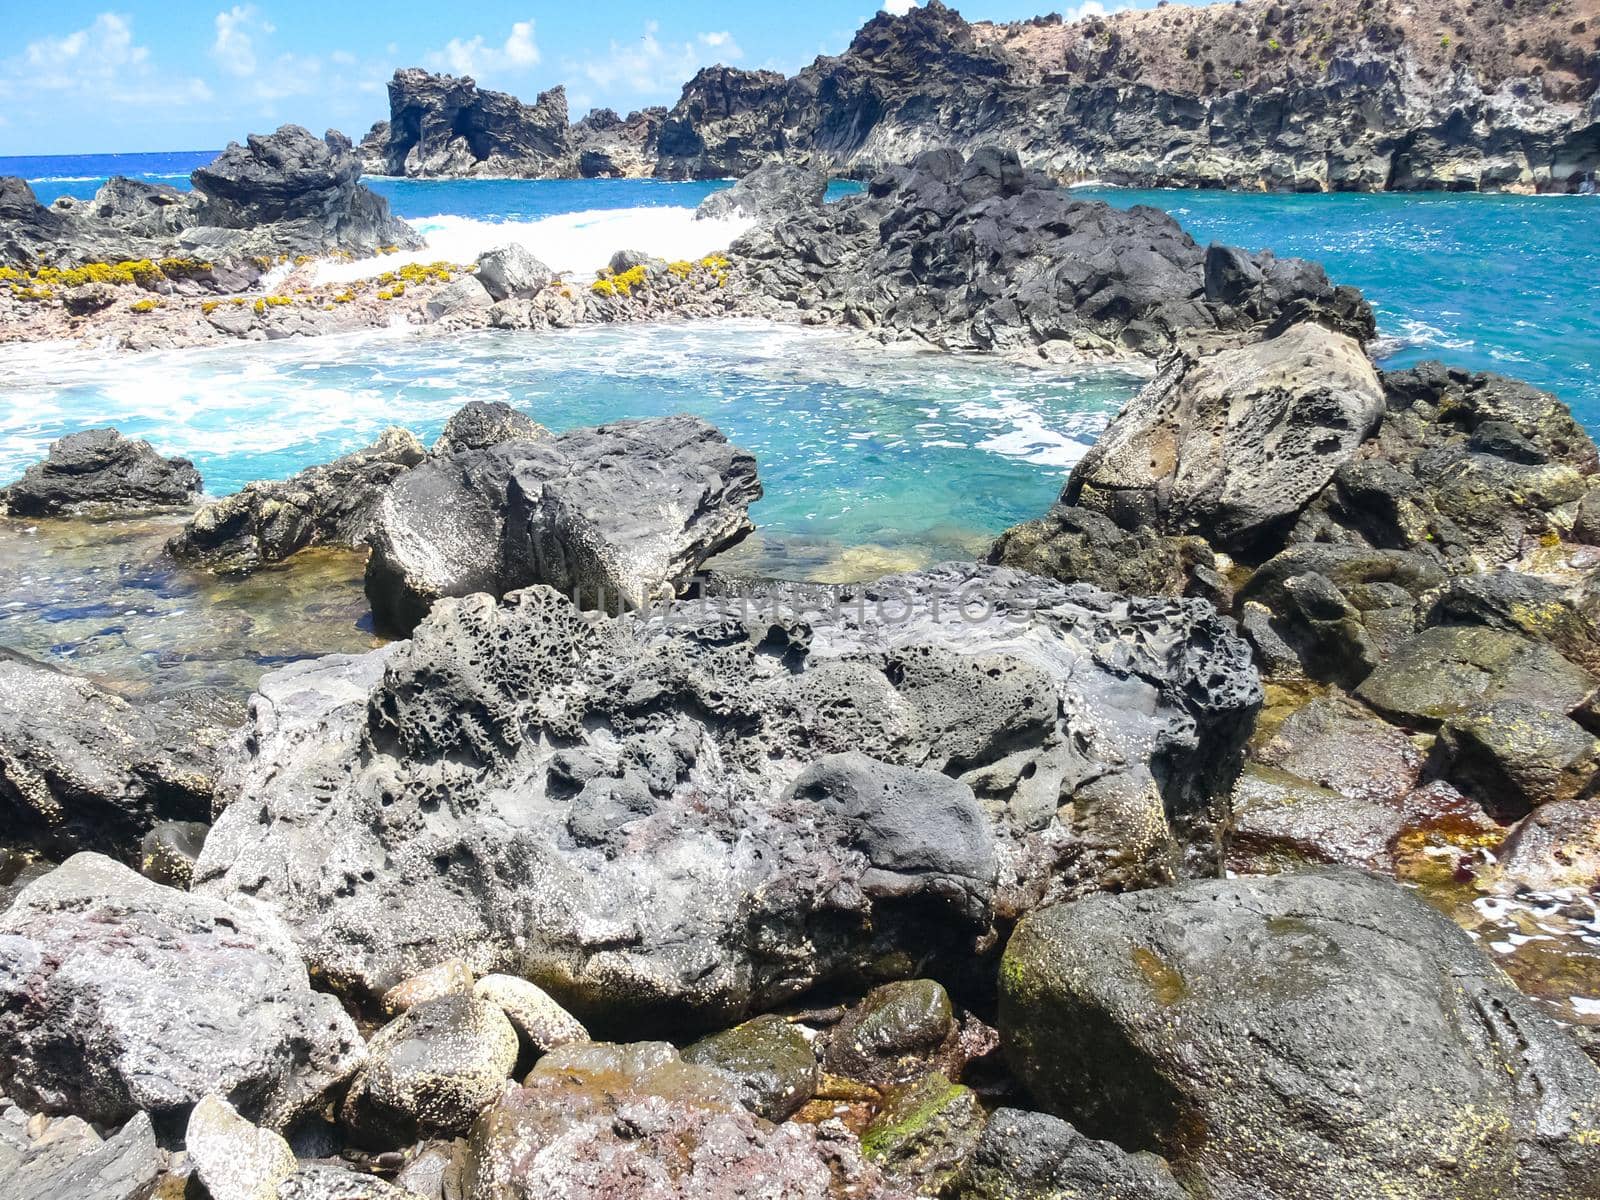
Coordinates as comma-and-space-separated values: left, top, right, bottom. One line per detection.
3, 139, 1600, 1200
357, 0, 1600, 193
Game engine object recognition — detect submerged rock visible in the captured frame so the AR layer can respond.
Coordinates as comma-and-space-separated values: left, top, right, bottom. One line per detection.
0, 853, 363, 1130
363, 413, 761, 632
2, 428, 201, 516
168, 428, 425, 573
0, 653, 223, 861
195, 563, 1259, 1022
1000, 867, 1600, 1199
1067, 322, 1384, 554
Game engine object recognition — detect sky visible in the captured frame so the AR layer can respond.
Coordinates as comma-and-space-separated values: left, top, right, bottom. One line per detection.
0, 0, 1171, 156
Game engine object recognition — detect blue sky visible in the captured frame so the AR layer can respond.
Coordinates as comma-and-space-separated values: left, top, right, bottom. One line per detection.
0, 0, 1166, 156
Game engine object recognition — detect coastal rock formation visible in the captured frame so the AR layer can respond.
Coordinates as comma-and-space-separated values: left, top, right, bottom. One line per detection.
695, 161, 827, 222
2, 428, 201, 516
0, 853, 364, 1130
1000, 867, 1600, 1199
733, 148, 1365, 358
0, 125, 415, 270
0, 652, 225, 861
363, 413, 761, 632
194, 563, 1259, 1022
168, 428, 426, 574
370, 70, 572, 177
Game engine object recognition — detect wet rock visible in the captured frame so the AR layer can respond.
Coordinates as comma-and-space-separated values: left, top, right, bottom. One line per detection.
382, 959, 474, 1015
1000, 867, 1600, 1199
168, 428, 425, 574
1355, 625, 1598, 730
363, 414, 761, 633
431, 402, 549, 455
473, 246, 553, 303
1496, 795, 1600, 892
1252, 694, 1424, 805
188, 125, 416, 258
472, 975, 589, 1054
186, 1094, 296, 1200
1436, 700, 1599, 819
1239, 546, 1448, 687
695, 162, 826, 222
986, 503, 1215, 599
461, 1040, 902, 1199
341, 994, 519, 1147
392, 1143, 463, 1200
860, 1072, 984, 1195
0, 1107, 161, 1200
1066, 323, 1384, 554
824, 980, 956, 1089
196, 564, 1259, 1021
954, 1107, 1187, 1200
0, 853, 363, 1130
276, 1164, 417, 1199
2, 428, 201, 516
138, 820, 209, 888
1427, 570, 1600, 674
682, 1014, 818, 1122
0, 653, 221, 861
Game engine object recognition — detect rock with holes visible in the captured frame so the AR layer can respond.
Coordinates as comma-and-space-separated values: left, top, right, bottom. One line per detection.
1066, 323, 1384, 555
1000, 867, 1600, 1200
195, 563, 1259, 1026
0, 853, 363, 1130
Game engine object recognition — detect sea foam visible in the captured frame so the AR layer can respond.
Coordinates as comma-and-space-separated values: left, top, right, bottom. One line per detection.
313, 205, 755, 285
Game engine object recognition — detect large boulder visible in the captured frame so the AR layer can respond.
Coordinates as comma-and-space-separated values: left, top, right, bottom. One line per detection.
188, 125, 417, 257
1066, 323, 1385, 554
954, 1108, 1186, 1200
0, 853, 364, 1130
1000, 867, 1600, 1199
196, 564, 1259, 1023
2, 428, 201, 516
460, 1041, 903, 1199
473, 246, 553, 302
0, 653, 224, 861
363, 414, 762, 633
168, 428, 425, 573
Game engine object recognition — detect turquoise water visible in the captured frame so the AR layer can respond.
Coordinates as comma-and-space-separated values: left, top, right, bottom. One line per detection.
0, 322, 1136, 575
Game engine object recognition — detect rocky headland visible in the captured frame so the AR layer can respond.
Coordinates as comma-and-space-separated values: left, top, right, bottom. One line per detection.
3, 120, 1600, 1200
361, 0, 1600, 192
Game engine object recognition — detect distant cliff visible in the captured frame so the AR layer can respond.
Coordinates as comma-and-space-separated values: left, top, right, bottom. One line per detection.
363, 0, 1600, 191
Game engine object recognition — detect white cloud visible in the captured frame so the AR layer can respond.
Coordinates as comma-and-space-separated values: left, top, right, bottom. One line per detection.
426, 20, 542, 78
8, 13, 212, 106
212, 5, 274, 77
575, 22, 744, 99
883, 0, 919, 15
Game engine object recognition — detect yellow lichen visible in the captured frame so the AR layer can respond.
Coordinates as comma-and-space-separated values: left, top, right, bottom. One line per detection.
128, 298, 159, 313
201, 300, 220, 314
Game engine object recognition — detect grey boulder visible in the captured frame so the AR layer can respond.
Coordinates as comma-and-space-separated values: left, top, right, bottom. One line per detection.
432, 400, 549, 455
0, 853, 364, 1130
0, 1107, 161, 1200
1067, 322, 1384, 553
1000, 867, 1600, 1200
2, 428, 201, 516
363, 413, 761, 633
196, 563, 1259, 1024
954, 1107, 1186, 1200
695, 161, 826, 222
473, 245, 552, 302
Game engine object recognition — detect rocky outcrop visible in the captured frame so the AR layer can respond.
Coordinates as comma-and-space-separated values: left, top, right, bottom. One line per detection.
363, 413, 761, 632
370, 70, 570, 177
696, 161, 826, 222
168, 428, 425, 574
2, 428, 201, 516
194, 563, 1259, 1022
1001, 867, 1600, 1199
0, 126, 416, 270
0, 853, 364, 1130
0, 653, 227, 861
733, 148, 1365, 359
